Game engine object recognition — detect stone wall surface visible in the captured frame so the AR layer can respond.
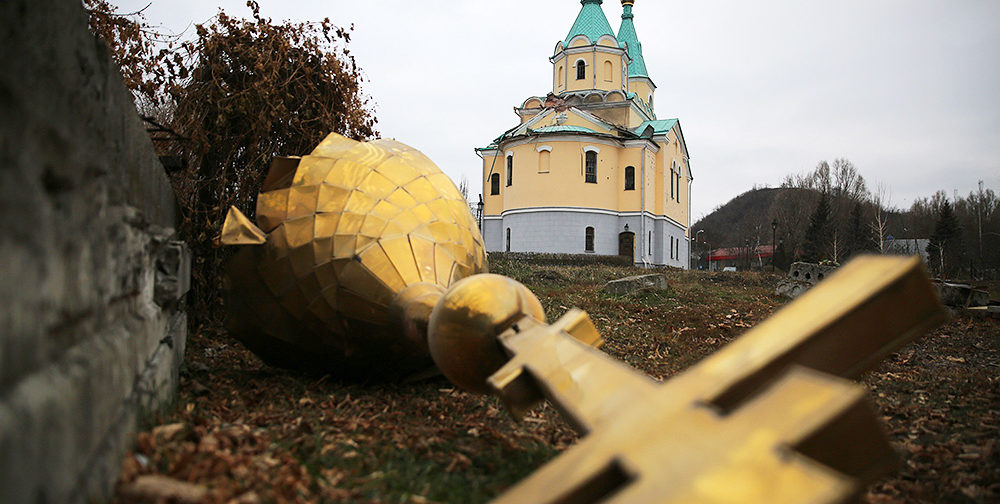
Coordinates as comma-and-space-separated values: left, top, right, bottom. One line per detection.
0, 1, 189, 503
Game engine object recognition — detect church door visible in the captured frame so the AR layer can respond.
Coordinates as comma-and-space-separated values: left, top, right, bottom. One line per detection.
618, 232, 635, 260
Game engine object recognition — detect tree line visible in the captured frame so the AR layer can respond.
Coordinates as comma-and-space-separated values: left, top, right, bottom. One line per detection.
696, 159, 998, 280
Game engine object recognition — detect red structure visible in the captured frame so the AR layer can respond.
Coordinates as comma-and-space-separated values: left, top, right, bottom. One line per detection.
706, 245, 774, 270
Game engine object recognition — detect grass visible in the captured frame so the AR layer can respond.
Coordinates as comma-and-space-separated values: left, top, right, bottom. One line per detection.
114, 260, 999, 503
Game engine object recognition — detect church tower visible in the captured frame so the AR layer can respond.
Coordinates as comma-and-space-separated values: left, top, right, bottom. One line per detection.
551, 0, 628, 95
478, 0, 693, 268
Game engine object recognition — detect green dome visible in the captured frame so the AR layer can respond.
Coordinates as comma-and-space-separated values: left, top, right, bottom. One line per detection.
563, 0, 616, 46
617, 4, 648, 77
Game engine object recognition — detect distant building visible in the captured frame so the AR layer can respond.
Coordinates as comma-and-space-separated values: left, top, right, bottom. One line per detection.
477, 0, 692, 267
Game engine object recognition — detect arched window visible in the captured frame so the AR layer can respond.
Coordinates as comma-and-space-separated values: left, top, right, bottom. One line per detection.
538, 149, 551, 173
506, 154, 513, 187
505, 228, 511, 252
624, 166, 635, 190
490, 173, 500, 195
585, 151, 597, 183
604, 60, 613, 82
585, 227, 595, 252
557, 66, 564, 87
576, 60, 586, 80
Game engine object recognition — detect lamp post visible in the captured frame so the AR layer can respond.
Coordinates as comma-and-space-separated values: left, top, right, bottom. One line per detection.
771, 219, 778, 272
744, 238, 750, 271
476, 194, 484, 231
694, 229, 704, 270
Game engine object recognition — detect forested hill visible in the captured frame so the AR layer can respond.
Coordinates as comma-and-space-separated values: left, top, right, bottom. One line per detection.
693, 187, 819, 249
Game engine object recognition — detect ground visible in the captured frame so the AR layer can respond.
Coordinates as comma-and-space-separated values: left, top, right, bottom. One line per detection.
114, 259, 999, 503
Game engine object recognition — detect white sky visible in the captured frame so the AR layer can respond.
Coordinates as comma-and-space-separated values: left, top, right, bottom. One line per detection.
115, 0, 1000, 221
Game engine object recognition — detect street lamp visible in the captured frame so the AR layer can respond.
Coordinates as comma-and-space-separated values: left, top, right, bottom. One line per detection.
744, 238, 750, 271
476, 194, 484, 231
694, 229, 704, 270
771, 219, 778, 272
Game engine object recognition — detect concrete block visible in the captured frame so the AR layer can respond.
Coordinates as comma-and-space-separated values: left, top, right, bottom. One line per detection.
776, 262, 838, 298
934, 282, 991, 308
603, 274, 668, 295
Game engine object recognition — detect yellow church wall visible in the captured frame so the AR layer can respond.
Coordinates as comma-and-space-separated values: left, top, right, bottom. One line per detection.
564, 53, 594, 94
595, 55, 623, 92
553, 55, 566, 93
483, 139, 660, 213
658, 134, 690, 231
653, 149, 664, 215
481, 151, 503, 216
629, 79, 654, 110
559, 114, 614, 135
643, 146, 657, 215
589, 105, 628, 128
559, 46, 628, 95
616, 147, 643, 212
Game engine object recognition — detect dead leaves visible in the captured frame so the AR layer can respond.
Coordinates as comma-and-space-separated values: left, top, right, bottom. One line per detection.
114, 263, 999, 503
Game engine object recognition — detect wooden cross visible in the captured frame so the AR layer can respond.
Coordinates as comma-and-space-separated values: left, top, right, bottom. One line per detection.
483, 256, 944, 504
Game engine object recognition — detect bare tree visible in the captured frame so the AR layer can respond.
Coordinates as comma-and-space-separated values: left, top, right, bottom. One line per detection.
870, 182, 892, 254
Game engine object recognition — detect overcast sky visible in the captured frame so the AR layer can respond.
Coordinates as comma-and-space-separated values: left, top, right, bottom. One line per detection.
115, 0, 1000, 221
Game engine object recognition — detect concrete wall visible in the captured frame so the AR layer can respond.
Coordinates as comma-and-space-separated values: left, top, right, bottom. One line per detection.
0, 1, 189, 502
484, 209, 688, 267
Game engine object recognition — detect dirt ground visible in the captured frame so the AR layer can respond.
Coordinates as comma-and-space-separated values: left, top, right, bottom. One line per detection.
113, 261, 999, 503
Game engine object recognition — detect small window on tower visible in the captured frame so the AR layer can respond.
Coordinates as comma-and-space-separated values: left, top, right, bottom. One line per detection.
506, 228, 511, 252
585, 227, 595, 252
506, 155, 513, 187
604, 60, 613, 82
576, 60, 586, 80
585, 151, 597, 183
624, 166, 635, 191
490, 173, 500, 195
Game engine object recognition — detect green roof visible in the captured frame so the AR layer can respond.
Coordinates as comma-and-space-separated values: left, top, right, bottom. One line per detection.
617, 4, 648, 77
634, 119, 677, 136
564, 0, 616, 46
532, 125, 599, 134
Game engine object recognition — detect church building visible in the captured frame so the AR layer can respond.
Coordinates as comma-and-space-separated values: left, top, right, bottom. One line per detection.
477, 0, 692, 267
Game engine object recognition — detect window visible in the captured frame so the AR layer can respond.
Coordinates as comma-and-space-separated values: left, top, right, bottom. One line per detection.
490, 173, 500, 195
506, 228, 511, 252
624, 166, 635, 190
670, 236, 674, 259
649, 231, 652, 255
576, 60, 586, 80
585, 227, 595, 252
604, 60, 613, 82
538, 149, 551, 173
585, 151, 597, 183
670, 160, 675, 199
506, 155, 513, 186
676, 172, 682, 202
558, 66, 563, 87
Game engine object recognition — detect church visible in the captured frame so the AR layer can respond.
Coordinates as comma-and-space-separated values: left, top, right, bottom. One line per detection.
477, 0, 692, 268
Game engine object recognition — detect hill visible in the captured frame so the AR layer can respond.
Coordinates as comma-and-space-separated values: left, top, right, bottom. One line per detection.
693, 187, 819, 249
694, 187, 912, 267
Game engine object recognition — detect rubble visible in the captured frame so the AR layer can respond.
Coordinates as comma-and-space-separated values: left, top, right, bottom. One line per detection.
775, 262, 838, 298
